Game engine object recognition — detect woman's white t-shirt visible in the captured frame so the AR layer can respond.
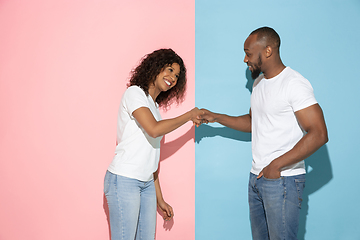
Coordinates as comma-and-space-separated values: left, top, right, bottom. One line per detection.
107, 86, 163, 181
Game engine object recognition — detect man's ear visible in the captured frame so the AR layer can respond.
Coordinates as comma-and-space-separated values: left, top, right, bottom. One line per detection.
265, 45, 273, 58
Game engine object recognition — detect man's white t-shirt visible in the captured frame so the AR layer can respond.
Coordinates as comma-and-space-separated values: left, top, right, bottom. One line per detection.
250, 67, 318, 176
107, 86, 163, 181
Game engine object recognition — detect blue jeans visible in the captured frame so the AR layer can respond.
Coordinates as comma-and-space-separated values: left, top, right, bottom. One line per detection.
104, 171, 157, 240
248, 173, 305, 240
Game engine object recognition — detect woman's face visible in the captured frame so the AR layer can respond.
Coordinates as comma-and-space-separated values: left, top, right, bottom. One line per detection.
154, 63, 180, 92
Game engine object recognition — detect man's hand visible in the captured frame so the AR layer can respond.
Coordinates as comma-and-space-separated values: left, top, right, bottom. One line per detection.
198, 108, 216, 123
257, 162, 281, 179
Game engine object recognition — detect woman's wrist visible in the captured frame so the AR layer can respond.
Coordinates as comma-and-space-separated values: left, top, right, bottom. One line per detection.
188, 108, 197, 121
157, 196, 165, 204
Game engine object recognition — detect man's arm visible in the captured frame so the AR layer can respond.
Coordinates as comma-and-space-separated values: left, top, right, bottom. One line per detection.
258, 103, 328, 179
200, 108, 252, 132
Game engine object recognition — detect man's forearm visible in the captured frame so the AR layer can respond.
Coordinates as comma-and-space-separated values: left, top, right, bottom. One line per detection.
214, 113, 251, 132
272, 104, 328, 171
271, 129, 328, 171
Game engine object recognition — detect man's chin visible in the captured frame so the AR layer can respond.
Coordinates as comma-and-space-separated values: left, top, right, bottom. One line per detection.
251, 70, 261, 79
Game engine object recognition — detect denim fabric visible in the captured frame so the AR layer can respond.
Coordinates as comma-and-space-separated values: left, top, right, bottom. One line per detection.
104, 171, 157, 240
248, 173, 305, 240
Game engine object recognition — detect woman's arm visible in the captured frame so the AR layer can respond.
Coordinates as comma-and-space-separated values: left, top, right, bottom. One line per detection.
154, 170, 174, 221
132, 107, 203, 138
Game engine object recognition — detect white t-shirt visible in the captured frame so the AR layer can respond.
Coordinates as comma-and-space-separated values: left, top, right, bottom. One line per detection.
107, 85, 163, 181
250, 67, 317, 176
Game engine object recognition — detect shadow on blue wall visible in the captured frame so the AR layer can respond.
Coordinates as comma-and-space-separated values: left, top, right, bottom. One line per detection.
245, 68, 253, 93
299, 144, 332, 240
195, 124, 251, 143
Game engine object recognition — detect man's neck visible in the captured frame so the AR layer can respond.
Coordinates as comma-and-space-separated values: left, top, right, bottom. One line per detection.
263, 62, 286, 79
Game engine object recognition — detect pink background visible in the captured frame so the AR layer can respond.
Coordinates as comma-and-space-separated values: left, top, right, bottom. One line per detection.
0, 1, 195, 239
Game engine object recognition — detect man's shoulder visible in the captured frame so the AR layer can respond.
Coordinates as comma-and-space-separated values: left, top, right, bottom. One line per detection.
284, 67, 306, 80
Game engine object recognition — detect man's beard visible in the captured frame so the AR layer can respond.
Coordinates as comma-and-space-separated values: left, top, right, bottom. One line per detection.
251, 55, 262, 79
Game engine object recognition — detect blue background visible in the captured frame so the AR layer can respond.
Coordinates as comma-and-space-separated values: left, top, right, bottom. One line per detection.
195, 0, 360, 239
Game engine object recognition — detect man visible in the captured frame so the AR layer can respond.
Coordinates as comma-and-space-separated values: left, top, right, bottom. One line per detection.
200, 27, 328, 240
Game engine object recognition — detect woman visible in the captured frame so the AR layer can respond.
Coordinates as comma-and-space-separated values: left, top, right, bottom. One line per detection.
104, 48, 202, 240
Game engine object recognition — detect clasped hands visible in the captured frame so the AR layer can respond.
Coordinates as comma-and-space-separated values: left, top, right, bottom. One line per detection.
190, 108, 214, 127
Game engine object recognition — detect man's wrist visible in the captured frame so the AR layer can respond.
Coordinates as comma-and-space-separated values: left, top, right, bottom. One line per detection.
270, 159, 283, 172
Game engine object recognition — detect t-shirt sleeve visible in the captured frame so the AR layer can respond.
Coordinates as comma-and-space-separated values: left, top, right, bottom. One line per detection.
288, 77, 318, 112
123, 86, 149, 115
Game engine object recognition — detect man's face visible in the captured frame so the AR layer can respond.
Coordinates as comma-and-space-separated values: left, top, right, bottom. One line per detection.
244, 34, 263, 79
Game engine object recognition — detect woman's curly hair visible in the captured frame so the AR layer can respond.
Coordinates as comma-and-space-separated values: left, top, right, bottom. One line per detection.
127, 48, 187, 109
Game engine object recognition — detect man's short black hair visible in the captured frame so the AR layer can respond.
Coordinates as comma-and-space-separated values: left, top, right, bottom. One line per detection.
250, 27, 281, 50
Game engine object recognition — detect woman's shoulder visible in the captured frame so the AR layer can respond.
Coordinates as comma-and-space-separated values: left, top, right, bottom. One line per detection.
125, 85, 146, 97
127, 85, 143, 92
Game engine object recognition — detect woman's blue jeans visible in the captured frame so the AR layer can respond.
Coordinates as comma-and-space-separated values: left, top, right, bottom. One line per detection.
104, 171, 157, 240
248, 173, 305, 240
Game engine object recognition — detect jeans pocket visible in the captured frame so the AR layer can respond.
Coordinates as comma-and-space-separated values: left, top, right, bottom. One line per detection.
263, 176, 282, 181
295, 178, 306, 208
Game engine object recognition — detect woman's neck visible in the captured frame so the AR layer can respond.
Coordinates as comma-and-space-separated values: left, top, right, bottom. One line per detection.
148, 84, 159, 102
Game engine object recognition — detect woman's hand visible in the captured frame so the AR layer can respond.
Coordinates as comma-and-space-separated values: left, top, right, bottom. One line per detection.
190, 107, 206, 127
157, 199, 174, 221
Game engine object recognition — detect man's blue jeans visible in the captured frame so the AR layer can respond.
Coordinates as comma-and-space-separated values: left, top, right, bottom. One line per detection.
248, 173, 305, 240
104, 171, 157, 240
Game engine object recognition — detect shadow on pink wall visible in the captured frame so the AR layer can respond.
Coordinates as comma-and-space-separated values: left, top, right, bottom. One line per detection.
102, 126, 196, 238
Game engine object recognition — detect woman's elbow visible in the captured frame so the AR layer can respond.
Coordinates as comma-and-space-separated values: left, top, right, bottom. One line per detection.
147, 130, 162, 139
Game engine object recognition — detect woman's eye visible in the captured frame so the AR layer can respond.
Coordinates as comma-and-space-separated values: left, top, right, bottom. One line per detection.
169, 68, 173, 72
